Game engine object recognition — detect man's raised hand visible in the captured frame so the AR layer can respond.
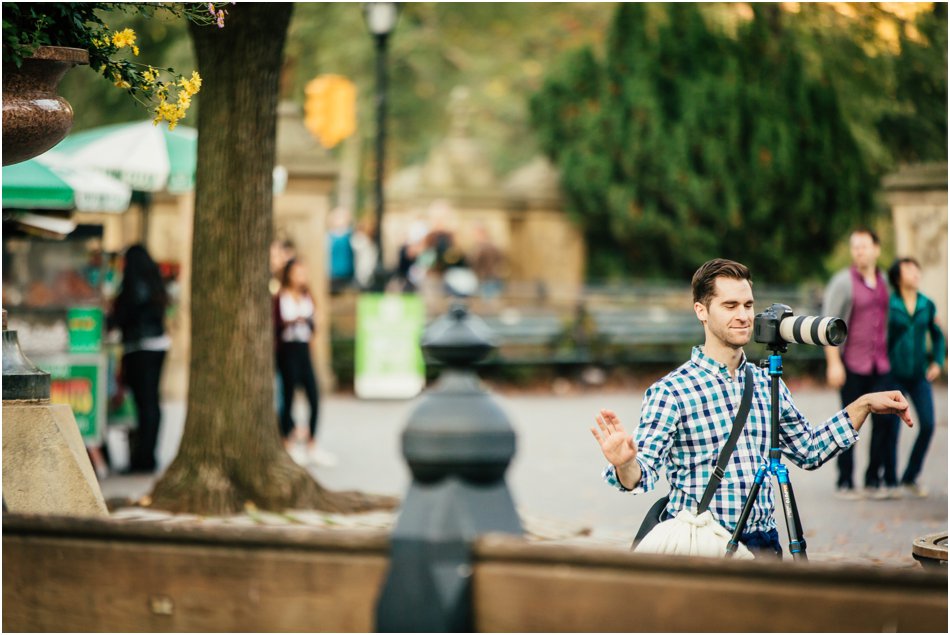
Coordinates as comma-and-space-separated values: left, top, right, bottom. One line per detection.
591, 408, 637, 467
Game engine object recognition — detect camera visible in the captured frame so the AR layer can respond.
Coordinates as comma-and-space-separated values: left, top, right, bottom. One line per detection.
754, 303, 847, 348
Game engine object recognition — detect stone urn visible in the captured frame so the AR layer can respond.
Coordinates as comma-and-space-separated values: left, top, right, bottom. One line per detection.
2, 46, 89, 166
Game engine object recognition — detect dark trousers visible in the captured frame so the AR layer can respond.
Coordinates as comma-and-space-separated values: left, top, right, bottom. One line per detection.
123, 350, 166, 472
276, 342, 319, 440
895, 376, 935, 485
837, 369, 900, 488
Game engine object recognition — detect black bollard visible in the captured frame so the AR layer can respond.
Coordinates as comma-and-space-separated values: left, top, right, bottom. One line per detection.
375, 303, 523, 633
2, 309, 51, 401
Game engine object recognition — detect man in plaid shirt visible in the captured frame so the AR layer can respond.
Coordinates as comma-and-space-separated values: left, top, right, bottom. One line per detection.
591, 259, 914, 557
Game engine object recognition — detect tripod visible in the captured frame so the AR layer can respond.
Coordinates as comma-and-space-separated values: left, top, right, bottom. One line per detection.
725, 345, 807, 561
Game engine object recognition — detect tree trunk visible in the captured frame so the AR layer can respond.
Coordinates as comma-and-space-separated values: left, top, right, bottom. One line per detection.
150, 3, 394, 515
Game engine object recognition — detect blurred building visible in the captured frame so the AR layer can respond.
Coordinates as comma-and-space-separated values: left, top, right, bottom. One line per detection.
384, 86, 586, 305
883, 162, 948, 323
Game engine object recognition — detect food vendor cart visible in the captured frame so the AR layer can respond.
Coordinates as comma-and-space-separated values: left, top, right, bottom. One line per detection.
2, 224, 116, 451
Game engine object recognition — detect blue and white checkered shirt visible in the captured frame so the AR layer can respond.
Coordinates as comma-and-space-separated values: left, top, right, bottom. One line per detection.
604, 346, 858, 534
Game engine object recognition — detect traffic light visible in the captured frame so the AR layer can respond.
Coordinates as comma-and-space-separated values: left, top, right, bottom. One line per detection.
304, 74, 356, 149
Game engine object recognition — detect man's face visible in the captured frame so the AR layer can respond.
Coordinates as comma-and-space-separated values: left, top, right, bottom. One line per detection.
849, 232, 880, 270
695, 277, 755, 349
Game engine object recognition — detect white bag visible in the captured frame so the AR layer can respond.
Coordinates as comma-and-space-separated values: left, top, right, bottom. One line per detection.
634, 509, 754, 559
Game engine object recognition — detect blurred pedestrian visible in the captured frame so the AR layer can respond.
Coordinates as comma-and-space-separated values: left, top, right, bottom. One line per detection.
107, 244, 170, 474
273, 258, 336, 467
469, 222, 506, 301
822, 228, 901, 499
887, 257, 946, 498
390, 216, 428, 293
327, 207, 355, 295
350, 216, 379, 291
269, 238, 296, 295
269, 238, 296, 417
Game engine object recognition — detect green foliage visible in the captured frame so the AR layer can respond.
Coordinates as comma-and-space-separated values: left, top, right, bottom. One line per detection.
531, 4, 879, 283
2, 3, 104, 66
285, 3, 614, 177
876, 3, 948, 163
4, 3, 220, 127
59, 7, 197, 131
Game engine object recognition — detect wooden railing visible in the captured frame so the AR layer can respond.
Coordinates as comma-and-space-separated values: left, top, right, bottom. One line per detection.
4, 514, 946, 633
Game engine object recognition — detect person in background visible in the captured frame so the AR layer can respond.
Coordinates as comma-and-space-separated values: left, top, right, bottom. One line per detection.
394, 218, 429, 293
326, 207, 355, 295
270, 239, 296, 295
469, 222, 506, 302
273, 258, 336, 467
107, 244, 171, 474
887, 257, 945, 498
822, 228, 901, 500
350, 216, 379, 291
269, 238, 296, 419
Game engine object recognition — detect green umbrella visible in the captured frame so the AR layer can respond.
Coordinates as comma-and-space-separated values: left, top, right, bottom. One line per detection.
2, 156, 132, 212
49, 120, 197, 193
48, 120, 288, 194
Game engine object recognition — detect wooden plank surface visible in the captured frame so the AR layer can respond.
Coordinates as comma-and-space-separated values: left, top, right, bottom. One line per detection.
3, 515, 390, 632
472, 535, 948, 633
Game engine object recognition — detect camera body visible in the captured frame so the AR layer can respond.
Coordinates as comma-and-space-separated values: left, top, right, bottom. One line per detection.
754, 303, 794, 348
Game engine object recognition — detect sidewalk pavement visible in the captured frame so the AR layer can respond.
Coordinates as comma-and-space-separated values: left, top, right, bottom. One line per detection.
99, 384, 948, 568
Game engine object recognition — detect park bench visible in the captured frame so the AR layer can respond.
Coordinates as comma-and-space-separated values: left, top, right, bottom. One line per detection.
327, 283, 832, 379
588, 306, 703, 363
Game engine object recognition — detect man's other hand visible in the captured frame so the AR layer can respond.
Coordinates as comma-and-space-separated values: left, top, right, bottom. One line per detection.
591, 408, 637, 468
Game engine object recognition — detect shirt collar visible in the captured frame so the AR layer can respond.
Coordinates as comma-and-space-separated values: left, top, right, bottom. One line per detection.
691, 345, 748, 379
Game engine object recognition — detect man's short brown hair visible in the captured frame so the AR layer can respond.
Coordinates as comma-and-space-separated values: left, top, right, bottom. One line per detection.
691, 258, 752, 306
851, 227, 880, 245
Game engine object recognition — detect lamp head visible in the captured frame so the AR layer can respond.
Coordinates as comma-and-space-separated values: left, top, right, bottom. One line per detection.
363, 2, 399, 37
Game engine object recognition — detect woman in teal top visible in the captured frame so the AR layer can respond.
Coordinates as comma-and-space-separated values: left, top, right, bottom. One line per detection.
887, 257, 946, 497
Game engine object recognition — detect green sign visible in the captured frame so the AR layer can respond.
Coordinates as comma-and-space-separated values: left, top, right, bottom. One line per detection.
38, 357, 104, 442
355, 293, 426, 399
67, 307, 103, 352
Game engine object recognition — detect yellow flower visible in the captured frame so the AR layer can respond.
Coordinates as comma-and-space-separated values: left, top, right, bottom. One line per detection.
179, 71, 202, 96
111, 28, 136, 49
143, 67, 159, 84
153, 99, 186, 130
110, 71, 130, 89
132, 46, 140, 56
176, 92, 191, 109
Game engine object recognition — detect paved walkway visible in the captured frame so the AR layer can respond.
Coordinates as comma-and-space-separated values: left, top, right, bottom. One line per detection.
100, 383, 948, 568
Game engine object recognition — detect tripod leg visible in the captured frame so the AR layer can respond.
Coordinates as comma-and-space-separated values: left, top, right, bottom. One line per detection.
725, 463, 767, 557
775, 464, 807, 560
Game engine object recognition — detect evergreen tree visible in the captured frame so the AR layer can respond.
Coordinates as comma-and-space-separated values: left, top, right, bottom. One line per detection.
531, 4, 876, 282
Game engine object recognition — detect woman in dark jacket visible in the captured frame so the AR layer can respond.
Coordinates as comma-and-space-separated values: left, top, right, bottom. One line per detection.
887, 257, 946, 498
108, 244, 170, 474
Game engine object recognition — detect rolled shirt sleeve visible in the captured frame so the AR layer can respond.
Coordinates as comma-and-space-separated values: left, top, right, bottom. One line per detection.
603, 384, 680, 494
778, 378, 858, 470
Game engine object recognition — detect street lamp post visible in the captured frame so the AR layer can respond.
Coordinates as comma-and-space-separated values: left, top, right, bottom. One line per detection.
363, 2, 399, 292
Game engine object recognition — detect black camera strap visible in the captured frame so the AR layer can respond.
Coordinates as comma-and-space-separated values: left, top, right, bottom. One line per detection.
697, 364, 754, 514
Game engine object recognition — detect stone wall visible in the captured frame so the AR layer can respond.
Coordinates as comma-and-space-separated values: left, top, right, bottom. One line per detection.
883, 163, 948, 324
